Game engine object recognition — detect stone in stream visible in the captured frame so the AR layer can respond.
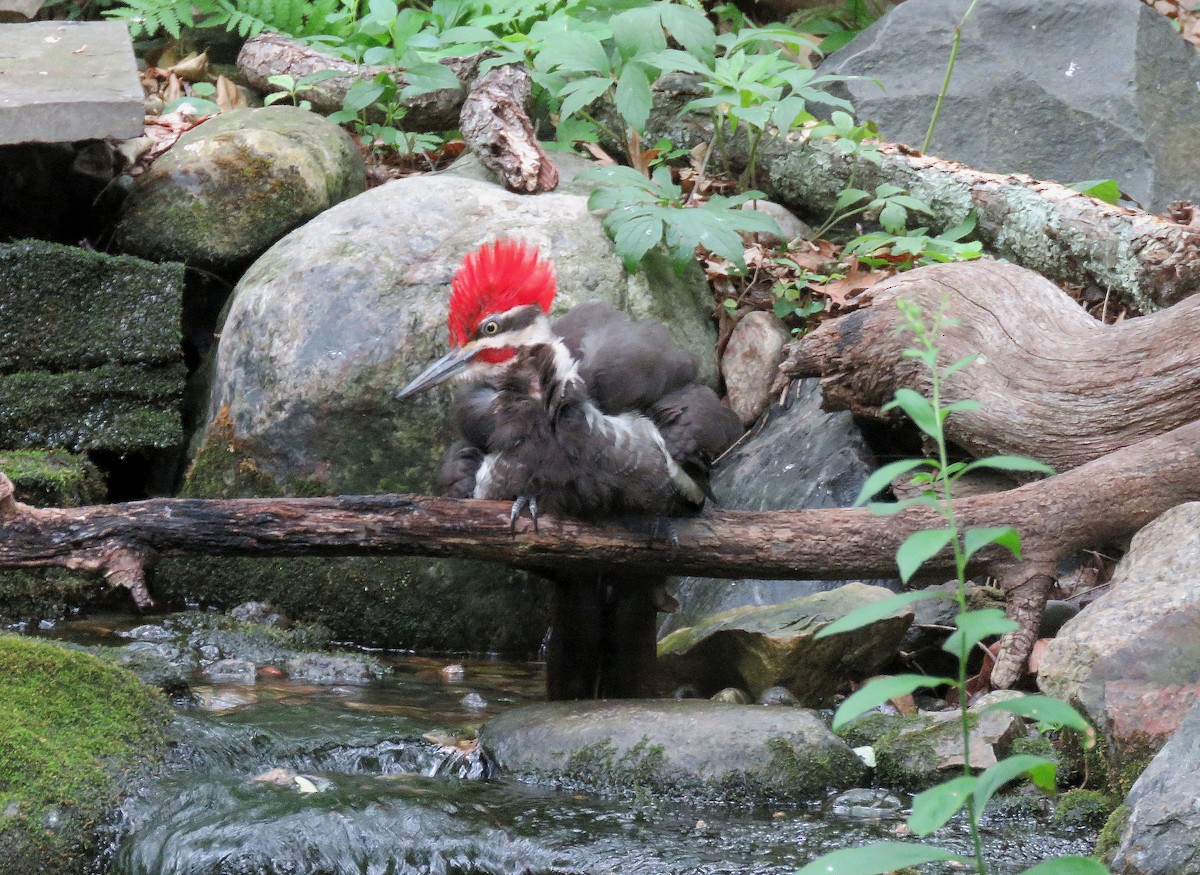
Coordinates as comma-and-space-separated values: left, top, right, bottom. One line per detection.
480, 699, 868, 802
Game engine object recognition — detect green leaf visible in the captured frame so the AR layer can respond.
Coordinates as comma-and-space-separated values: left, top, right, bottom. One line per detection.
612, 210, 663, 267
963, 526, 1021, 562
1018, 856, 1111, 875
794, 841, 968, 874
834, 187, 870, 210
973, 755, 1058, 822
536, 31, 610, 75
908, 775, 977, 835
884, 388, 939, 438
1067, 179, 1121, 205
640, 48, 712, 76
961, 455, 1055, 477
980, 695, 1090, 731
878, 200, 907, 234
854, 458, 936, 506
815, 589, 953, 639
942, 608, 1016, 657
558, 76, 612, 120
659, 1, 716, 56
611, 5, 665, 61
400, 61, 461, 97
614, 64, 653, 130
896, 527, 954, 583
832, 674, 951, 730
866, 493, 943, 516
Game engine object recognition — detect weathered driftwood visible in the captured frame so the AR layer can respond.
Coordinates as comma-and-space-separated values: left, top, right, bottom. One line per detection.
235, 32, 481, 130
4, 412, 1199, 687
459, 64, 559, 194
777, 259, 1200, 473
757, 135, 1200, 313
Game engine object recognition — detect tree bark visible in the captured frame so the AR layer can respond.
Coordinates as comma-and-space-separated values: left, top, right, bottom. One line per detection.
777, 259, 1200, 472
3, 414, 1198, 597
459, 64, 559, 194
235, 32, 482, 130
755, 135, 1200, 313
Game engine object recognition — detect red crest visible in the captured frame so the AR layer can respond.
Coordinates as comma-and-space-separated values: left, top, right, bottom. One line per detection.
448, 240, 557, 346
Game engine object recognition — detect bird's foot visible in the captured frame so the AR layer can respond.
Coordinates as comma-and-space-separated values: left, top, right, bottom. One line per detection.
509, 495, 540, 535
619, 516, 680, 552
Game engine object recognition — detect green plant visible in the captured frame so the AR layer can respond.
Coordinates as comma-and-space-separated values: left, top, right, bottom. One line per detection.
795, 301, 1107, 875
843, 212, 983, 268
328, 72, 449, 155
104, 0, 351, 39
923, 0, 978, 154
263, 70, 342, 111
582, 165, 779, 272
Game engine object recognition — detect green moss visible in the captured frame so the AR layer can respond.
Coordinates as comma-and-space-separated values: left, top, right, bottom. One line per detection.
0, 568, 102, 627
561, 738, 672, 796
0, 449, 105, 507
1053, 789, 1118, 829
0, 363, 185, 452
1095, 803, 1130, 858
0, 241, 183, 372
0, 634, 170, 873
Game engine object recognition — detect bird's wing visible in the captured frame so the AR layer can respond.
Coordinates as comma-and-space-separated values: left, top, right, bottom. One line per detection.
553, 302, 697, 415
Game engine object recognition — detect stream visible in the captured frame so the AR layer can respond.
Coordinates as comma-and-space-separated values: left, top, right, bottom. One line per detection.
32, 612, 1096, 875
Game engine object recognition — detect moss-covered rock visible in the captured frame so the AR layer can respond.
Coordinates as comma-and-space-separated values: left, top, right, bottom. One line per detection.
113, 106, 366, 272
480, 699, 867, 803
0, 634, 170, 874
0, 239, 185, 454
0, 450, 107, 626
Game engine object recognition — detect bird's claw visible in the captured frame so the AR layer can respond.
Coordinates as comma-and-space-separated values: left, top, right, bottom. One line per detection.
509, 495, 540, 535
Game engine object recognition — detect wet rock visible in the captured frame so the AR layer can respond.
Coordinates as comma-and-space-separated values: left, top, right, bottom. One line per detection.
461, 692, 488, 710
285, 653, 385, 685
659, 582, 911, 706
831, 788, 904, 819
1109, 696, 1200, 874
114, 106, 366, 272
711, 687, 752, 704
757, 686, 799, 706
0, 240, 185, 456
721, 310, 790, 426
0, 449, 104, 507
195, 686, 259, 712
480, 699, 867, 802
847, 690, 1026, 791
819, 0, 1200, 213
1039, 503, 1200, 762
204, 658, 257, 684
660, 379, 888, 638
228, 601, 289, 628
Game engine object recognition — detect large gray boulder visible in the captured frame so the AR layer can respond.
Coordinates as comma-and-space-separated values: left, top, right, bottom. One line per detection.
175, 153, 718, 651
196, 151, 719, 497
1110, 696, 1200, 874
820, 0, 1200, 212
480, 699, 867, 802
114, 106, 366, 272
1038, 503, 1200, 763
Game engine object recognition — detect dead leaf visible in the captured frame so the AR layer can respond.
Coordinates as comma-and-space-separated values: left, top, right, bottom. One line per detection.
169, 51, 209, 82
163, 73, 183, 106
215, 75, 249, 112
579, 142, 617, 165
72, 44, 88, 54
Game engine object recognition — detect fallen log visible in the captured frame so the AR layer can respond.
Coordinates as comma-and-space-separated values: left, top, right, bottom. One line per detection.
459, 64, 559, 194
4, 415, 1199, 688
776, 259, 1200, 473
235, 32, 483, 130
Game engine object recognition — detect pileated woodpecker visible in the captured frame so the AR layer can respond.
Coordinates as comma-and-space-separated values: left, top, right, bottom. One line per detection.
399, 240, 742, 699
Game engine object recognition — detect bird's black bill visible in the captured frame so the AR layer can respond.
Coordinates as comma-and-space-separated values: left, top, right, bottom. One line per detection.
397, 346, 474, 398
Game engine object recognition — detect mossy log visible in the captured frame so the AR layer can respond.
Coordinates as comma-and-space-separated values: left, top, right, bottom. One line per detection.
2, 410, 1199, 689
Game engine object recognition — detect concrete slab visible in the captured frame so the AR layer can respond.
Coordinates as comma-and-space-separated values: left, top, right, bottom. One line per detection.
0, 21, 143, 144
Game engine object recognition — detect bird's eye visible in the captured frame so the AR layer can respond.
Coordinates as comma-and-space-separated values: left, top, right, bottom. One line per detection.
482, 321, 499, 335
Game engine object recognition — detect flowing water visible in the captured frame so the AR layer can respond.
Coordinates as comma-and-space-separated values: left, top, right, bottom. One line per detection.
34, 614, 1096, 875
